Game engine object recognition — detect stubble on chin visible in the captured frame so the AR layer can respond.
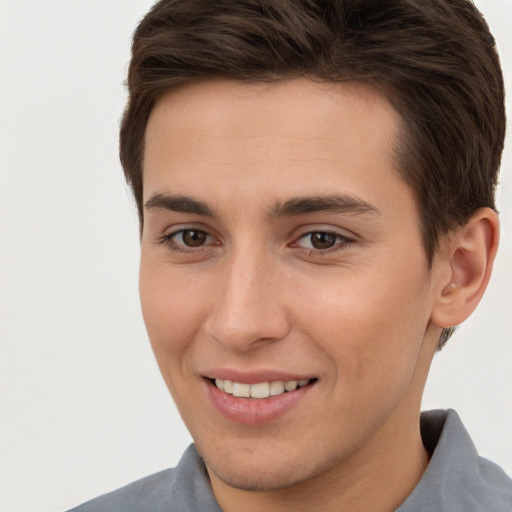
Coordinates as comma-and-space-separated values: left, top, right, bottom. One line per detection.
198, 441, 346, 493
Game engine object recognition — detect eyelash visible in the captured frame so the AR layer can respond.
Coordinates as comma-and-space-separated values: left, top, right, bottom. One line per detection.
157, 229, 355, 256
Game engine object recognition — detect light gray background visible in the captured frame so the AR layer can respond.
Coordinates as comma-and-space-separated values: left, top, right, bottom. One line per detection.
0, 1, 510, 511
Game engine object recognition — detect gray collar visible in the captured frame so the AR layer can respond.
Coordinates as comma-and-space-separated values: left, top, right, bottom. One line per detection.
397, 409, 512, 511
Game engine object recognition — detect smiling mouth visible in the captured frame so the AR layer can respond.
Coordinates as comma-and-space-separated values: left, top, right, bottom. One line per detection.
212, 378, 316, 399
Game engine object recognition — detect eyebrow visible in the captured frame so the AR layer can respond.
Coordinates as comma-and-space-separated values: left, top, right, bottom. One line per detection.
144, 191, 381, 219
144, 192, 217, 218
269, 194, 381, 218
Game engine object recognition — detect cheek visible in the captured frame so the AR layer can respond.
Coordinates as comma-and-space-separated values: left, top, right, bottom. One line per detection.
295, 264, 432, 383
139, 259, 209, 371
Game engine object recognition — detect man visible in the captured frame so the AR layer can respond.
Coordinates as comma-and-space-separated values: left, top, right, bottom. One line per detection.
69, 0, 512, 510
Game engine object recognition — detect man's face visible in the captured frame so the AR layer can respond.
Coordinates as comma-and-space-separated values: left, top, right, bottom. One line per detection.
140, 79, 443, 491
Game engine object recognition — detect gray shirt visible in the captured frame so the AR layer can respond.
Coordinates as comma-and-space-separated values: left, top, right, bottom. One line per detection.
68, 409, 512, 511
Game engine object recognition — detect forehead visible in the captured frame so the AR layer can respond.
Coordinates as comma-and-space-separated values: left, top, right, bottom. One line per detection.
143, 78, 412, 221
146, 78, 400, 159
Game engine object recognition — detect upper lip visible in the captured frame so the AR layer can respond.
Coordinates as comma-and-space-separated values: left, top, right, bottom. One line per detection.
202, 368, 316, 384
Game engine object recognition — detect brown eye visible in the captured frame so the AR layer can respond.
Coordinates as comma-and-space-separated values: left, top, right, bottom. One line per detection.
159, 228, 218, 253
309, 232, 337, 249
181, 230, 208, 247
293, 230, 354, 253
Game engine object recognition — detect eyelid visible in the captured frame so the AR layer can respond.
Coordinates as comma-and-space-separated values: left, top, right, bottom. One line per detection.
292, 223, 357, 241
160, 221, 220, 239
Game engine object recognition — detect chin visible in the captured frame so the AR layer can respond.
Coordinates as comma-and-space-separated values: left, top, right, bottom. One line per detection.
205, 460, 317, 492
197, 439, 342, 492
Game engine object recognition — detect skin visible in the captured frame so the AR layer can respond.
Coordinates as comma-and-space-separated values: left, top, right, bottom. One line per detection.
139, 78, 494, 512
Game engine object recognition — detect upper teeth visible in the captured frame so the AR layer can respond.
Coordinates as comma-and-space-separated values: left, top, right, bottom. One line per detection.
215, 379, 310, 398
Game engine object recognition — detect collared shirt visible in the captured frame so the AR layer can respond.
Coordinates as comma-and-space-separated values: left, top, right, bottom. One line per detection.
397, 409, 512, 511
68, 409, 512, 511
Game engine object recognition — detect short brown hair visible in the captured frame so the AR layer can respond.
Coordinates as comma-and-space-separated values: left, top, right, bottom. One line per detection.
120, 0, 505, 347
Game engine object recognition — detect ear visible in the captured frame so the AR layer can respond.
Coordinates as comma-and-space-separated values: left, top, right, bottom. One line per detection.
431, 208, 499, 329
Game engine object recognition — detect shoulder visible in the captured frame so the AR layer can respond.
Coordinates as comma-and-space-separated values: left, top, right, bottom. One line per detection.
67, 467, 177, 512
66, 445, 221, 512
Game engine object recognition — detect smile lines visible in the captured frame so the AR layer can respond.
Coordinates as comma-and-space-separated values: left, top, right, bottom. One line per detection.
214, 378, 313, 399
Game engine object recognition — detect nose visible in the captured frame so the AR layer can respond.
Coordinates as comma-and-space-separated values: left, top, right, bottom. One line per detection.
204, 248, 290, 351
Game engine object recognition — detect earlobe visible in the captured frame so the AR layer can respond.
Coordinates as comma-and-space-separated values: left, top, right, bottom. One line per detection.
431, 207, 499, 329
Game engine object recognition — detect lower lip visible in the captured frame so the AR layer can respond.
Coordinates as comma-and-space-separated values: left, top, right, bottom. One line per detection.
205, 379, 315, 425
